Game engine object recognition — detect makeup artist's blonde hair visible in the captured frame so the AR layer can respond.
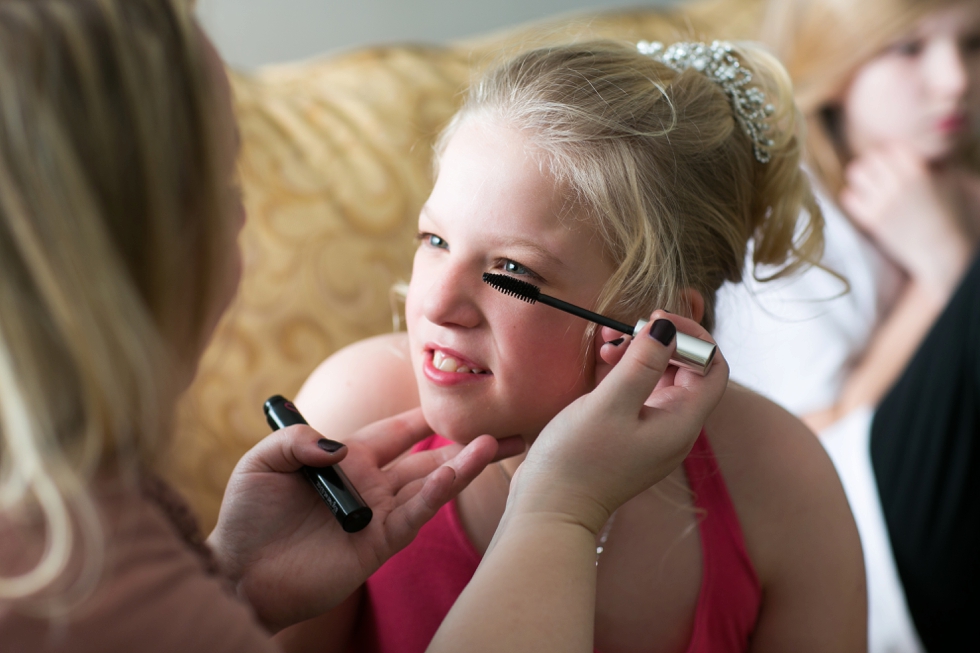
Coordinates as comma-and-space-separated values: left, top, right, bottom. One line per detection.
762, 0, 980, 196
437, 41, 821, 333
0, 0, 224, 608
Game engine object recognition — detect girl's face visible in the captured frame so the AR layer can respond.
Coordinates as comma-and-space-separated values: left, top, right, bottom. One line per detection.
406, 118, 614, 444
842, 1, 980, 161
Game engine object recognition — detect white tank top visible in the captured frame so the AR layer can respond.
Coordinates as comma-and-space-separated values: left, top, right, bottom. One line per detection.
714, 185, 904, 414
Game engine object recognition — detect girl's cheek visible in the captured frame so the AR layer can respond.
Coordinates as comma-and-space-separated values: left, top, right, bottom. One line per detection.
404, 277, 425, 324
509, 330, 590, 382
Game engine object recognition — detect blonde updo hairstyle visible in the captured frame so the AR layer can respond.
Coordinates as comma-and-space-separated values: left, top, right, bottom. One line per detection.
437, 41, 822, 333
762, 0, 980, 196
0, 0, 225, 606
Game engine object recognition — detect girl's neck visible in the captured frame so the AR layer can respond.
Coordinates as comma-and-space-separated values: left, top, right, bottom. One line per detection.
455, 447, 528, 556
497, 449, 525, 482
964, 176, 980, 241
455, 463, 510, 556
944, 166, 980, 239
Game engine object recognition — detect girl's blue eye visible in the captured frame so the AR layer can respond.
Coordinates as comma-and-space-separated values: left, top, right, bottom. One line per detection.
420, 233, 448, 249
503, 260, 530, 275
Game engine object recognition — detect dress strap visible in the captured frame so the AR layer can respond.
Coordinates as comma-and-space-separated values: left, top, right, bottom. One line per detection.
681, 430, 761, 653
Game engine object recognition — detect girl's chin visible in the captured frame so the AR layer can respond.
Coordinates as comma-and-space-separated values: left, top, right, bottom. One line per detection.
423, 419, 492, 443
919, 134, 965, 164
420, 409, 520, 444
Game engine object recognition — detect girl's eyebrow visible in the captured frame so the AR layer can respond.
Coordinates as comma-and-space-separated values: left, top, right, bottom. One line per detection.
419, 205, 439, 224
420, 206, 566, 269
495, 236, 566, 270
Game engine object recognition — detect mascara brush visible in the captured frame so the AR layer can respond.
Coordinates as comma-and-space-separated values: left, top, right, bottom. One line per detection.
483, 272, 717, 375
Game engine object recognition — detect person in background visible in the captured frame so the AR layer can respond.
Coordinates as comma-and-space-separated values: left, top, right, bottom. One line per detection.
713, 1, 980, 650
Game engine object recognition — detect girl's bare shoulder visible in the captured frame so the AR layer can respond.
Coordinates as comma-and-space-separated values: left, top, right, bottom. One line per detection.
704, 382, 833, 487
703, 383, 859, 586
295, 332, 419, 441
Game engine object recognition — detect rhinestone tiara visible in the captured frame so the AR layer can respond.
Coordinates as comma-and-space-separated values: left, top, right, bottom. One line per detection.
637, 40, 776, 164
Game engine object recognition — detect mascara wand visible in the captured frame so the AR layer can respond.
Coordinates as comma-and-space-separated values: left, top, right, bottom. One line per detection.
483, 272, 716, 375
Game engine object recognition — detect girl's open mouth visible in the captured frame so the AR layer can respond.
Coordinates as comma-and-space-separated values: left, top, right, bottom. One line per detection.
431, 349, 489, 375
422, 346, 492, 385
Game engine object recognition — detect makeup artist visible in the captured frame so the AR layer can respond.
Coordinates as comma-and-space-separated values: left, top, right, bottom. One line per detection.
0, 1, 729, 652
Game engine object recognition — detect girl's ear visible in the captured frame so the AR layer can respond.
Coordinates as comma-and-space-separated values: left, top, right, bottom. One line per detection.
680, 288, 705, 324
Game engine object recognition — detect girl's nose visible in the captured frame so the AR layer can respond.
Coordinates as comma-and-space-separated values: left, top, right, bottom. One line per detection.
421, 263, 482, 329
924, 39, 969, 101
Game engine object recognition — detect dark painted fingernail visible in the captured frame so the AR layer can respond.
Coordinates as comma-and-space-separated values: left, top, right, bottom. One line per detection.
650, 319, 676, 346
605, 337, 625, 347
317, 438, 345, 453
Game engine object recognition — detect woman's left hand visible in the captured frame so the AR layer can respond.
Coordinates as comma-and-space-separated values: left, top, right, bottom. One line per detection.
207, 408, 523, 634
508, 312, 729, 535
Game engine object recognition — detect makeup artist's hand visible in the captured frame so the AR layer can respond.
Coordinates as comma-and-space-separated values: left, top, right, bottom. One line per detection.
429, 313, 728, 653
207, 408, 524, 634
505, 311, 729, 535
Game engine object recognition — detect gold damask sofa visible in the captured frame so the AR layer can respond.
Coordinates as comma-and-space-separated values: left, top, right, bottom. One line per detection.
167, 0, 762, 529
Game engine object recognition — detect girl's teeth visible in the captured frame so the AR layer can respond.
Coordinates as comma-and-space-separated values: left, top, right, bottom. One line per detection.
433, 350, 458, 372
432, 350, 486, 374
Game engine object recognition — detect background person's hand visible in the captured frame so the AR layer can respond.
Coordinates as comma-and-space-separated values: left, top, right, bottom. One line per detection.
207, 408, 523, 633
503, 311, 729, 536
840, 143, 973, 293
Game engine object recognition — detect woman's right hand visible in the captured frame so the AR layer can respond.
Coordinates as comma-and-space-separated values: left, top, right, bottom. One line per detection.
504, 311, 729, 535
208, 408, 523, 634
840, 143, 974, 294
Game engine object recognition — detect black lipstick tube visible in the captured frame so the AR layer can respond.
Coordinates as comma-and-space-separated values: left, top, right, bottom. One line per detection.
263, 395, 373, 533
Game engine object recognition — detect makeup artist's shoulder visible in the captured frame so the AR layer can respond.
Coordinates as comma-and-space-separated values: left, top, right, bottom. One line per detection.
295, 332, 419, 441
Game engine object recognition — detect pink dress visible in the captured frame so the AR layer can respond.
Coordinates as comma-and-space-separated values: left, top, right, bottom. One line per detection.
350, 431, 761, 653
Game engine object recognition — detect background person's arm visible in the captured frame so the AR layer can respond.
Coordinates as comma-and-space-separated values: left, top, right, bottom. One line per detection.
804, 280, 949, 431
806, 145, 976, 432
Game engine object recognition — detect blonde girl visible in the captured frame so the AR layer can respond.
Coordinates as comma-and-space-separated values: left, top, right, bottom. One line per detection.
714, 1, 980, 650
289, 40, 865, 653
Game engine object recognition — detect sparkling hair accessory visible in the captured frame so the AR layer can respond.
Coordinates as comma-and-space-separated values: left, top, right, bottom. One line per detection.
637, 40, 775, 163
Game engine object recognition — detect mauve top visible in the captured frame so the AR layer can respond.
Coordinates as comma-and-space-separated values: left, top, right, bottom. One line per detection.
0, 476, 277, 653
